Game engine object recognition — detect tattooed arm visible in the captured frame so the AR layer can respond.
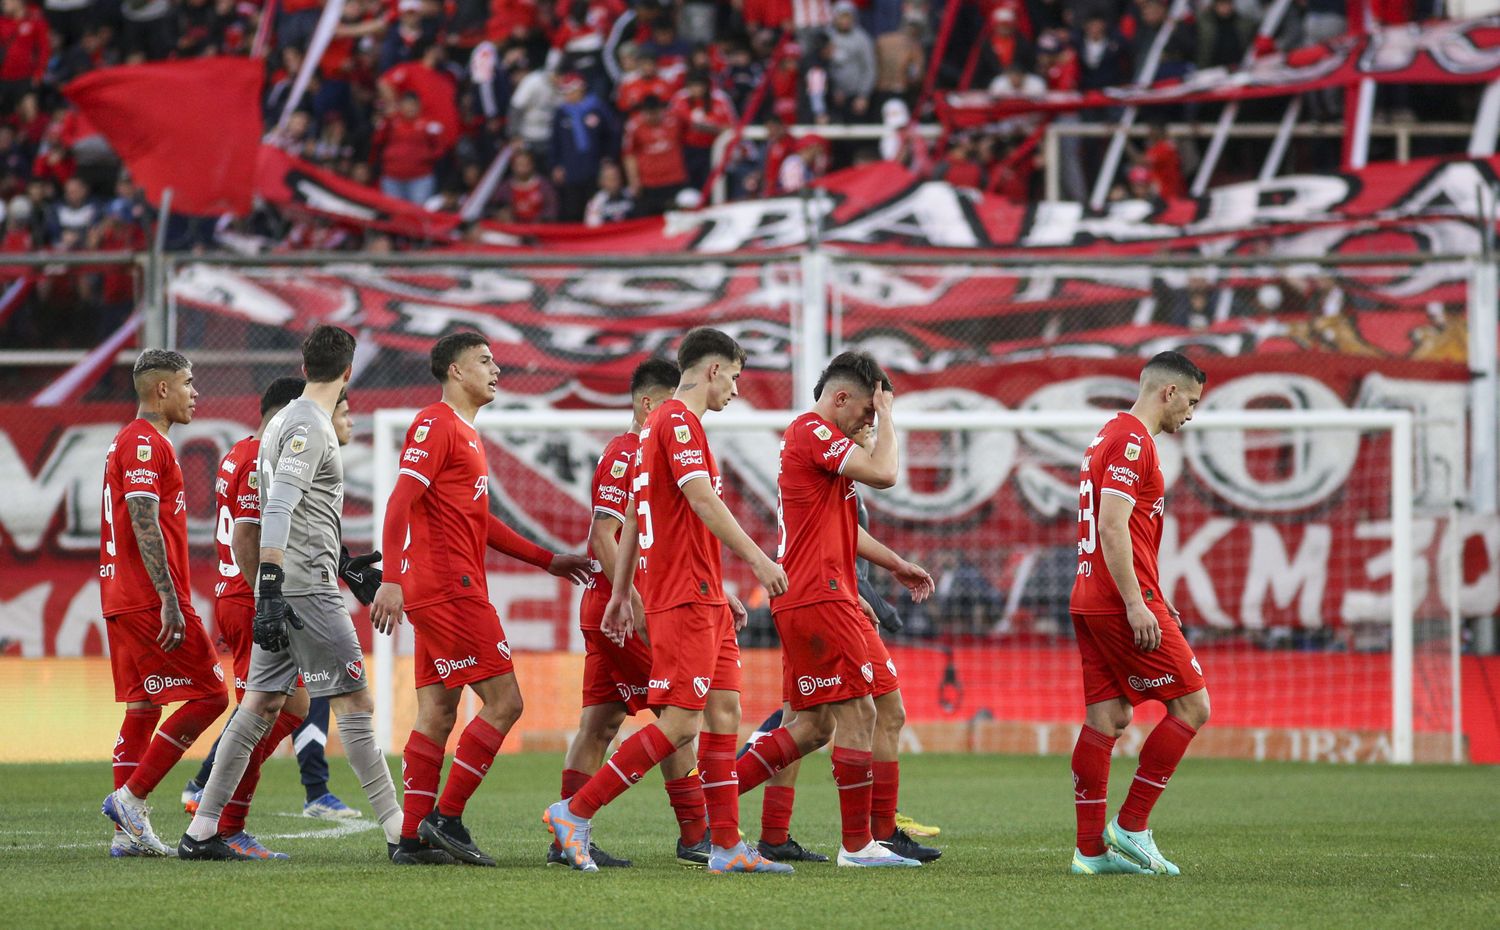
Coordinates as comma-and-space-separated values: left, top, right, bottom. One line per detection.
126, 495, 186, 652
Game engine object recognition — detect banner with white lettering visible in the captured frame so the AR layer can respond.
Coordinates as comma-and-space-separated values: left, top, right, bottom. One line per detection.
255, 150, 1500, 254
938, 16, 1500, 126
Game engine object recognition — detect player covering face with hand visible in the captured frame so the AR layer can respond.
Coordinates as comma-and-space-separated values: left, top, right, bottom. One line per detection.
371, 331, 591, 867
734, 351, 936, 868
1068, 350, 1211, 876
544, 326, 793, 875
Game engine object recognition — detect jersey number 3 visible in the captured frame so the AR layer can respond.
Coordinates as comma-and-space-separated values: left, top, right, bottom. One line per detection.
1078, 479, 1097, 555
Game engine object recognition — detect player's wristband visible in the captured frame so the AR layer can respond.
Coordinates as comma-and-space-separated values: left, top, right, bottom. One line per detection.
258, 563, 285, 599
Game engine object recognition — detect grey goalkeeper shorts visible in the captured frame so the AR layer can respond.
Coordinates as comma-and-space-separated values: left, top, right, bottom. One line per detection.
245, 590, 367, 699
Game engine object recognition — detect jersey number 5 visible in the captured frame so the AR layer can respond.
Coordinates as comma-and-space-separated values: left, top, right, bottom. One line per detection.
633, 471, 654, 550
1078, 479, 1097, 555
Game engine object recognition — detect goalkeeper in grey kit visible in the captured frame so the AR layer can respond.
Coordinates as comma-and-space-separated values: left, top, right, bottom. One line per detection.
179, 324, 405, 860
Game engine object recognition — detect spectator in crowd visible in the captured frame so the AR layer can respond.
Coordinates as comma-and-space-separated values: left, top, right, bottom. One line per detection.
373, 92, 445, 205
508, 56, 561, 152
639, 17, 690, 81
1, 194, 35, 252
1129, 0, 1194, 84
622, 94, 686, 216
1075, 14, 1127, 92
935, 132, 983, 189
977, 5, 1032, 87
42, 0, 96, 48
720, 37, 764, 117
671, 69, 735, 191
874, 7, 925, 110
583, 159, 634, 225
119, 0, 175, 61
380, 0, 438, 74
496, 147, 557, 222
1142, 122, 1186, 199
546, 0, 617, 94
0, 0, 50, 106
826, 0, 876, 121
550, 71, 617, 222
617, 49, 675, 114
55, 175, 97, 236
761, 114, 798, 196
777, 132, 829, 193
988, 62, 1047, 136
1197, 0, 1255, 71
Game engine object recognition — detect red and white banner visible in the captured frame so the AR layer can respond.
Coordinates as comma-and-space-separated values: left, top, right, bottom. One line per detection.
253, 150, 1500, 257
939, 16, 1500, 126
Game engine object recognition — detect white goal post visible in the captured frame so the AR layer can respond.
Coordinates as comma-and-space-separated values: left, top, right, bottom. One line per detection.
370, 407, 1422, 762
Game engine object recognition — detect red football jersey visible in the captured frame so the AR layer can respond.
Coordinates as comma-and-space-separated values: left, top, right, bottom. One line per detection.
773, 412, 859, 611
99, 418, 193, 617
1070, 412, 1168, 616
584, 430, 639, 622
394, 402, 494, 610
634, 399, 726, 612
213, 436, 261, 601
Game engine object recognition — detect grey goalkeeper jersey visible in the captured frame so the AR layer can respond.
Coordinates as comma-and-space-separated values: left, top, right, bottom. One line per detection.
258, 397, 343, 595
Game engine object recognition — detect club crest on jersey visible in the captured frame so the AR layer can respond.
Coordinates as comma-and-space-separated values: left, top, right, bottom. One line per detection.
610, 460, 627, 478
247, 472, 258, 490
692, 676, 710, 698
1124, 442, 1141, 461
289, 436, 307, 454
674, 425, 691, 444
136, 445, 151, 462
813, 424, 832, 441
414, 425, 430, 443
346, 659, 364, 681
497, 640, 511, 660
861, 663, 874, 683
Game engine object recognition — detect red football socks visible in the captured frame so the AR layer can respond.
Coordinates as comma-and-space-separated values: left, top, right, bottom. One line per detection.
569, 724, 675, 819
735, 726, 802, 795
400, 730, 445, 840
870, 760, 900, 839
664, 774, 708, 846
698, 731, 741, 848
832, 747, 875, 852
126, 694, 227, 797
437, 716, 507, 817
219, 711, 301, 837
559, 767, 589, 800
114, 707, 161, 791
759, 785, 795, 846
1072, 725, 1116, 856
1117, 715, 1198, 832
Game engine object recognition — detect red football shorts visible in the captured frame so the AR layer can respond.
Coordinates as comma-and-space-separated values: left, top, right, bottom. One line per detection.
581, 628, 654, 714
410, 597, 514, 690
1073, 611, 1206, 706
106, 603, 226, 704
774, 600, 877, 711
863, 621, 900, 699
214, 596, 255, 702
645, 603, 741, 711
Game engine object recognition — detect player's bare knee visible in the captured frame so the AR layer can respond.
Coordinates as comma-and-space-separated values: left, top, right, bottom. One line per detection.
1169, 689, 1210, 730
801, 708, 836, 748
875, 695, 906, 735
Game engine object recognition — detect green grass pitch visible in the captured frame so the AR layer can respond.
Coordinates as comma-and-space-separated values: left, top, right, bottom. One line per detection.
3, 754, 1497, 929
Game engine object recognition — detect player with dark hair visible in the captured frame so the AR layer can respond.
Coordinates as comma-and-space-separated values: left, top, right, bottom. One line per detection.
545, 327, 793, 875
179, 325, 404, 861
179, 380, 370, 856
550, 357, 714, 869
371, 331, 591, 867
1069, 350, 1210, 876
100, 349, 230, 857
733, 351, 935, 867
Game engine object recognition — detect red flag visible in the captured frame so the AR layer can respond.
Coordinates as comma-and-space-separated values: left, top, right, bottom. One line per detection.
63, 58, 264, 215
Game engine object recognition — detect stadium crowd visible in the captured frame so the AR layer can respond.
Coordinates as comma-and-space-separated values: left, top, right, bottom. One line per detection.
0, 0, 1450, 247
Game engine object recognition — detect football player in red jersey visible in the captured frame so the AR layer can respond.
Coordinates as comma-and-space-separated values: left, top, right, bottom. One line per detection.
732, 351, 934, 868
100, 350, 230, 857
545, 327, 793, 875
551, 358, 715, 868
371, 331, 591, 866
1069, 351, 1210, 877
